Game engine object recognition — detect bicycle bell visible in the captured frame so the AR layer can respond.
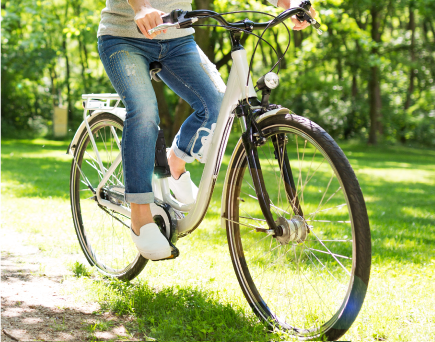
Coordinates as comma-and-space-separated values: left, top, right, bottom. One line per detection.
257, 72, 279, 90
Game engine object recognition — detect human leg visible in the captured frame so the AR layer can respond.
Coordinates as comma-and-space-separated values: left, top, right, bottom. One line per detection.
153, 36, 224, 203
167, 148, 186, 179
158, 36, 226, 164
98, 35, 171, 259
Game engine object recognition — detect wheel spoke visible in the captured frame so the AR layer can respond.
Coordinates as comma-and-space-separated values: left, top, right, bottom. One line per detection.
223, 216, 271, 231
306, 247, 352, 260
224, 119, 369, 337
309, 230, 352, 276
306, 219, 351, 224
71, 117, 138, 279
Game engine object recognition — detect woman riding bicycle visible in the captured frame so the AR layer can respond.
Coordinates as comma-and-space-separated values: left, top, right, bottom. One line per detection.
97, 0, 316, 260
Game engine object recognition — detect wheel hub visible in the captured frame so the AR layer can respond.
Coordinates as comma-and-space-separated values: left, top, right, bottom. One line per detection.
275, 215, 309, 245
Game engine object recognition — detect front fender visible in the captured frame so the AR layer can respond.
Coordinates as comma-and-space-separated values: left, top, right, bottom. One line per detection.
255, 107, 290, 123
66, 108, 126, 155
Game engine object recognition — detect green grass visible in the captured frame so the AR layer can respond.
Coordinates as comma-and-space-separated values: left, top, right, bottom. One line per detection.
69, 261, 94, 278
1, 137, 435, 341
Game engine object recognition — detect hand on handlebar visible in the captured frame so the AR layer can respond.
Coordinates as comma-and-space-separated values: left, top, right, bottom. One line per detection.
287, 0, 317, 31
291, 6, 316, 30
130, 1, 167, 39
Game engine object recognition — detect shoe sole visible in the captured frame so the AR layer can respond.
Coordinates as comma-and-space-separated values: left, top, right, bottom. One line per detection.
140, 247, 171, 261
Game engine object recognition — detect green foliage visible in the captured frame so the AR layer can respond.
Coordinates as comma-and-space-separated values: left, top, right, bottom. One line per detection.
70, 261, 93, 277
1, 0, 111, 137
93, 278, 275, 341
1, 0, 434, 145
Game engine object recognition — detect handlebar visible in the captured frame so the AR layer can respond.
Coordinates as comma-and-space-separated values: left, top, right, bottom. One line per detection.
141, 5, 322, 36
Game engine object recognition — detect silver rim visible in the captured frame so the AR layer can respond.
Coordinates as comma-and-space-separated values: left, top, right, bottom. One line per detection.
226, 125, 355, 337
71, 117, 140, 276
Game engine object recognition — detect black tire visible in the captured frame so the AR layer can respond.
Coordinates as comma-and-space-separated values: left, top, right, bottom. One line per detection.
223, 114, 371, 340
70, 113, 147, 280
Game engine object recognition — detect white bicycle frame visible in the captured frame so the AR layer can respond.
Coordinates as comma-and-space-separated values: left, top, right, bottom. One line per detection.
69, 48, 288, 235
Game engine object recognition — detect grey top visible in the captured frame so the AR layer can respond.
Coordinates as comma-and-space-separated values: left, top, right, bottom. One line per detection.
98, 0, 195, 40
98, 0, 279, 40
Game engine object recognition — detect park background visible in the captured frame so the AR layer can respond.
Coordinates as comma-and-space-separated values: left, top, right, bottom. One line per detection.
1, 0, 435, 340
2, 0, 435, 146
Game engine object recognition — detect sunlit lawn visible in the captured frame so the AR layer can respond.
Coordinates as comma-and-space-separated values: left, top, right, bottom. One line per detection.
1, 137, 434, 341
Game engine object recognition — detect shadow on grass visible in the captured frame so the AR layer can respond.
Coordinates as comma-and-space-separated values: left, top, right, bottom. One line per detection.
2, 156, 71, 198
2, 139, 435, 265
1, 246, 133, 340
340, 143, 435, 170
2, 139, 71, 153
95, 278, 273, 341
359, 174, 435, 264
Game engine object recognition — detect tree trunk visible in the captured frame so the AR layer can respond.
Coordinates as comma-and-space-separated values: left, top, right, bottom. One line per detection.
193, 0, 214, 60
62, 36, 72, 124
78, 36, 88, 93
259, 39, 269, 66
337, 55, 343, 81
368, 5, 382, 145
49, 66, 58, 107
345, 74, 358, 139
368, 66, 381, 144
399, 4, 416, 143
271, 29, 287, 70
293, 30, 303, 49
59, 2, 73, 125
404, 5, 416, 111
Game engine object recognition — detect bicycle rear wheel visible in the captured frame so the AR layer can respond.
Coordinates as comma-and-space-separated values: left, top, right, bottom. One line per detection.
70, 113, 146, 280
223, 114, 371, 340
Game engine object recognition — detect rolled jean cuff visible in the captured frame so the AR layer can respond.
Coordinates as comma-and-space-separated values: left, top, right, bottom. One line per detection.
172, 143, 196, 163
125, 192, 154, 204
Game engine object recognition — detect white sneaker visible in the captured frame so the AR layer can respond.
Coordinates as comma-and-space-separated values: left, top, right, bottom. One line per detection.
168, 171, 198, 204
130, 223, 171, 260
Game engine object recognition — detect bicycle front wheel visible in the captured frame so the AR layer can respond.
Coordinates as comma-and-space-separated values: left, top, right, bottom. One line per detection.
70, 113, 147, 280
223, 114, 371, 340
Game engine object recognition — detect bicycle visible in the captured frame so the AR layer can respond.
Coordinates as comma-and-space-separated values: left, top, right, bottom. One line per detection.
68, 3, 371, 340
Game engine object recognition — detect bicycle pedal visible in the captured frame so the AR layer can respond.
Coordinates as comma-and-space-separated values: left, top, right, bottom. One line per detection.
152, 243, 179, 262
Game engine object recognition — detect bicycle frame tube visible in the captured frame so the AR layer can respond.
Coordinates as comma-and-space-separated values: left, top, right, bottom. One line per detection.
90, 48, 257, 234
176, 48, 256, 234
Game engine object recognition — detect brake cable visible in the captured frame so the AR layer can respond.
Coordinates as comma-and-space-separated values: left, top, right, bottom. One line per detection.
189, 9, 291, 92
191, 23, 281, 64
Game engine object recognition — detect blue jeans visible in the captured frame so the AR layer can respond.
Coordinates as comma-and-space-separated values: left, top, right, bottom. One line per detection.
98, 35, 225, 204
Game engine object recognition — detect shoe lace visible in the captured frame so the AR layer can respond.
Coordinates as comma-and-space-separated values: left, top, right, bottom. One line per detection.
190, 123, 216, 163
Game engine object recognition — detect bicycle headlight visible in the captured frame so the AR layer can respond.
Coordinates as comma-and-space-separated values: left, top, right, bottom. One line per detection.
257, 72, 279, 90
264, 72, 279, 89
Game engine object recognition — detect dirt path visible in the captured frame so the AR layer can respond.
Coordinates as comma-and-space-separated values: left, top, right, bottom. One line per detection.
1, 229, 138, 341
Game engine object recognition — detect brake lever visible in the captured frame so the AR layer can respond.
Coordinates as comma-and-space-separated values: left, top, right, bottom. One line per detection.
308, 18, 323, 35
147, 18, 198, 35
296, 10, 323, 35
295, 0, 322, 35
136, 9, 198, 36
147, 23, 179, 35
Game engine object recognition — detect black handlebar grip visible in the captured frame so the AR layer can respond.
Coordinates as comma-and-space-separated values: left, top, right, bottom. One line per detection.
161, 13, 173, 24
295, 0, 312, 22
